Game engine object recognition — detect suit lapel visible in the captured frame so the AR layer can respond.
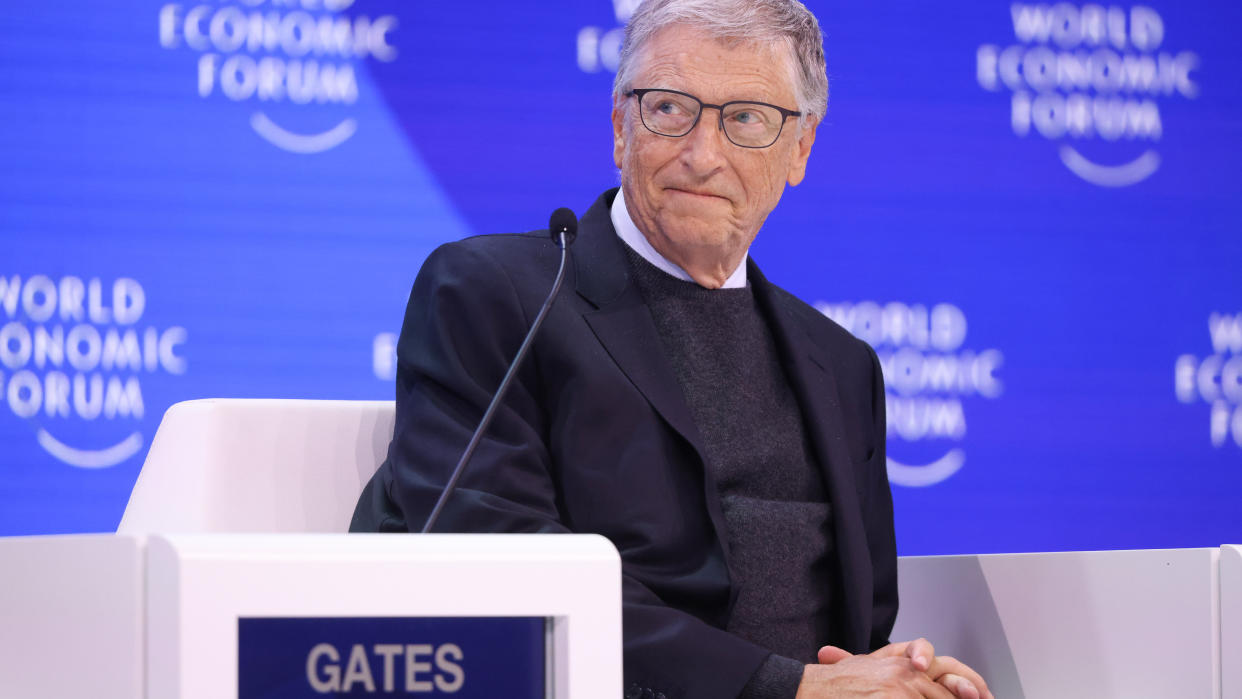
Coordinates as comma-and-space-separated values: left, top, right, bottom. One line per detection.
573, 191, 708, 459
583, 301, 710, 462
572, 192, 732, 564
749, 260, 874, 652
573, 192, 874, 642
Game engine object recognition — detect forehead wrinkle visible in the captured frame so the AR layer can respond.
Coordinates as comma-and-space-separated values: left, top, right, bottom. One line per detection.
634, 28, 796, 107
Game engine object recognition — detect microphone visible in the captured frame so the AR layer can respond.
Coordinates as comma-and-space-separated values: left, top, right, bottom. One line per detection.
420, 207, 579, 533
549, 207, 578, 248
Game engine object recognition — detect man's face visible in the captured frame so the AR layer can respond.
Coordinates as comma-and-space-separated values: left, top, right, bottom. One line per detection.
611, 24, 817, 278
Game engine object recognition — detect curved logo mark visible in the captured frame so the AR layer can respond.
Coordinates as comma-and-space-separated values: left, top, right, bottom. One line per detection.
1059, 146, 1161, 188
886, 449, 966, 488
250, 112, 357, 154
36, 429, 144, 469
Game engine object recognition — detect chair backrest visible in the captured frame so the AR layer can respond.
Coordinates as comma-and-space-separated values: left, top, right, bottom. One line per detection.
117, 399, 395, 534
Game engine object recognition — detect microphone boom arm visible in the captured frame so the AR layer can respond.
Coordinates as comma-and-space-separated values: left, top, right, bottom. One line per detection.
420, 221, 574, 534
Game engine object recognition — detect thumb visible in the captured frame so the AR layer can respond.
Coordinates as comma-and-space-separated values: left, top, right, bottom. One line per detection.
816, 645, 853, 665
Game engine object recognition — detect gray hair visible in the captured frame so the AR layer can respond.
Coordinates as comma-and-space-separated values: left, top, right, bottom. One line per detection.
612, 0, 829, 121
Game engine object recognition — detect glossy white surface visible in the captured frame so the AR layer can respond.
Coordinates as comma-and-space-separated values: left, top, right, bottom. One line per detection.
894, 547, 1222, 698
0, 534, 145, 699
118, 398, 395, 533
1, 532, 621, 699
145, 533, 622, 699
1223, 544, 1242, 699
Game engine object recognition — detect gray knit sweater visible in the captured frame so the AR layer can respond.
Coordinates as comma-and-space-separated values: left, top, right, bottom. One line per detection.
624, 247, 835, 699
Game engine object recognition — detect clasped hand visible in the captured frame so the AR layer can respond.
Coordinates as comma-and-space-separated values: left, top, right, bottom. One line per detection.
795, 638, 992, 699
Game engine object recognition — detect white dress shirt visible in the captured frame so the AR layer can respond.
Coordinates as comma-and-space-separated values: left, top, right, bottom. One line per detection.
610, 187, 749, 289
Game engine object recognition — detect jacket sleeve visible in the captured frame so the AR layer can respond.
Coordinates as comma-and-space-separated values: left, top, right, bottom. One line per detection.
352, 238, 785, 699
862, 343, 898, 651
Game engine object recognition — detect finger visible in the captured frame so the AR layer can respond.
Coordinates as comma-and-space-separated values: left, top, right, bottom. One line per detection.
913, 669, 956, 699
816, 645, 853, 665
928, 655, 991, 699
938, 673, 980, 699
866, 641, 908, 658
905, 637, 935, 672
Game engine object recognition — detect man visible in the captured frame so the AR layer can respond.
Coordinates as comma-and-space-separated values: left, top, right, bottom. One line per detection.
352, 1, 989, 697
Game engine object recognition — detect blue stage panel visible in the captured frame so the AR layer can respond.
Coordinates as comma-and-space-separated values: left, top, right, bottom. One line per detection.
1, 1, 1238, 552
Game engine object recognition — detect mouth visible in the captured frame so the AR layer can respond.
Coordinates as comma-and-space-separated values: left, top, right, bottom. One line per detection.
666, 187, 729, 203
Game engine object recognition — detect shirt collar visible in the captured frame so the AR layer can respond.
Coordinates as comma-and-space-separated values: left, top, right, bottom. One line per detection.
610, 187, 748, 289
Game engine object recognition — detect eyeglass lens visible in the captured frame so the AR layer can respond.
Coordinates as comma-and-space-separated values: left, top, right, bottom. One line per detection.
638, 90, 786, 148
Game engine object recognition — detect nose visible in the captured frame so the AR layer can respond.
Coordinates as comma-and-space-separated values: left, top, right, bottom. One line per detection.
677, 108, 729, 175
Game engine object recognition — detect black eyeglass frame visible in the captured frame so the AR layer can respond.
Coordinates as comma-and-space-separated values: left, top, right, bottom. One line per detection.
625, 88, 803, 149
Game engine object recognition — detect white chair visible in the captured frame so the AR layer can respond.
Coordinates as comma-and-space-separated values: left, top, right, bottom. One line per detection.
118, 399, 394, 534
116, 398, 1232, 698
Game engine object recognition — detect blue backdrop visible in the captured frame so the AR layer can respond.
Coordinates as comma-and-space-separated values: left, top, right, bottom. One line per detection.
2, 0, 1239, 554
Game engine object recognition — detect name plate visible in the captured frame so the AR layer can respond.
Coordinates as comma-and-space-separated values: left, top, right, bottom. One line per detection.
238, 617, 548, 697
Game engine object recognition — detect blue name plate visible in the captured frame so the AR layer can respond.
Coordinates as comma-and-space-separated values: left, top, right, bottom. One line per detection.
238, 616, 547, 698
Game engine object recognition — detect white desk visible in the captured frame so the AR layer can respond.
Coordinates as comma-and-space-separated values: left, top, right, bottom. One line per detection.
1, 533, 621, 699
1223, 544, 1242, 699
894, 548, 1224, 698
4, 538, 1237, 698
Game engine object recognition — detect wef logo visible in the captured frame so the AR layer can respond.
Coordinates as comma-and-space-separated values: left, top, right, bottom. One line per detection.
157, 0, 399, 154
819, 301, 1005, 488
577, 0, 644, 73
976, 4, 1201, 188
0, 275, 187, 469
1175, 312, 1242, 450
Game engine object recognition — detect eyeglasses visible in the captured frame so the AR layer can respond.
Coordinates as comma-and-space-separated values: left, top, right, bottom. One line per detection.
626, 88, 802, 149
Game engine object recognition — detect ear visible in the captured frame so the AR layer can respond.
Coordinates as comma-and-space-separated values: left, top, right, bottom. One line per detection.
785, 115, 818, 187
611, 95, 629, 170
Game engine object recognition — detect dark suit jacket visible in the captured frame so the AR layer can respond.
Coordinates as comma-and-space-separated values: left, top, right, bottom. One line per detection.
351, 188, 897, 699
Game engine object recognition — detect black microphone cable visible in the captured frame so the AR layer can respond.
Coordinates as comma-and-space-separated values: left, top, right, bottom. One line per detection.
420, 208, 579, 533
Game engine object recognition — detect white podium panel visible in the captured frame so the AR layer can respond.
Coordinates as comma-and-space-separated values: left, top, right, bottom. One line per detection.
6, 533, 1236, 698
0, 535, 145, 699
894, 548, 1221, 699
1224, 544, 1242, 699
0, 532, 620, 699
148, 533, 621, 699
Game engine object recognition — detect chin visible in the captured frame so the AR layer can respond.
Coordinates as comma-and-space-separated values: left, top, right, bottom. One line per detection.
657, 220, 736, 249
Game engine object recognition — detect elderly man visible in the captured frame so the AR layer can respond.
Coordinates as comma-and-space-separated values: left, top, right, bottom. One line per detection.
352, 1, 989, 697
